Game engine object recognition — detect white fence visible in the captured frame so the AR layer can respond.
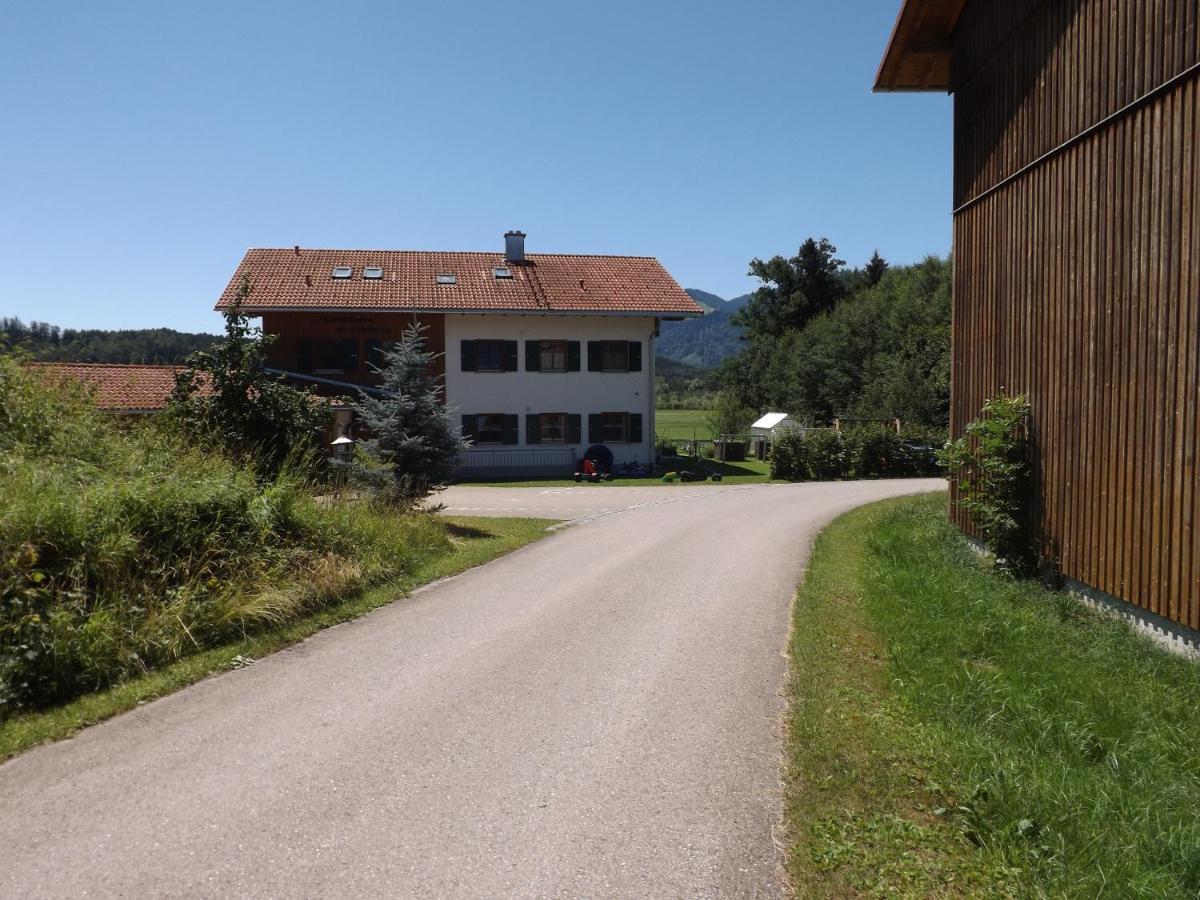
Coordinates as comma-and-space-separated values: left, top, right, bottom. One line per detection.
458, 448, 577, 477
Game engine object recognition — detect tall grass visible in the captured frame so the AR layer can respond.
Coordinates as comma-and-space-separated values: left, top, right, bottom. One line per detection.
863, 498, 1200, 896
1, 357, 449, 716
787, 493, 1200, 897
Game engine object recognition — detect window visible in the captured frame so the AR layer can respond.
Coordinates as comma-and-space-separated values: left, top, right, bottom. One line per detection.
588, 412, 642, 444
462, 340, 518, 372
601, 412, 629, 442
331, 266, 353, 279
303, 339, 358, 376
539, 340, 568, 372
475, 413, 506, 444
539, 413, 568, 443
493, 267, 512, 279
526, 339, 579, 372
601, 341, 629, 372
435, 273, 457, 285
587, 340, 642, 372
363, 266, 383, 280
474, 340, 504, 372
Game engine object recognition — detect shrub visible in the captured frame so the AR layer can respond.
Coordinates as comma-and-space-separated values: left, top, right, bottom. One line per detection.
166, 278, 330, 478
0, 357, 450, 716
772, 426, 942, 481
705, 390, 754, 439
937, 393, 1033, 570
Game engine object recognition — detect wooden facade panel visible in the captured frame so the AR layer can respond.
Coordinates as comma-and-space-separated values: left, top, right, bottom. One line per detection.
952, 0, 1200, 208
260, 312, 446, 387
951, 61, 1200, 628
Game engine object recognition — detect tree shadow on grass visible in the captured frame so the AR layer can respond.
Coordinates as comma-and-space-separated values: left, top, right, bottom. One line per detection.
443, 522, 495, 540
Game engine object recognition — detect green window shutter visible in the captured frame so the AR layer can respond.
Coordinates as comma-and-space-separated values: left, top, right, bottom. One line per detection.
588, 414, 602, 443
629, 413, 643, 443
503, 414, 519, 445
568, 414, 582, 444
526, 414, 542, 444
460, 340, 476, 372
587, 341, 602, 372
567, 341, 581, 372
525, 340, 541, 372
628, 341, 642, 372
461, 415, 477, 442
502, 341, 519, 372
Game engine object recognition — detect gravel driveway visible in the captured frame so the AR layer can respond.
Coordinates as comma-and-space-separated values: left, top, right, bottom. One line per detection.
0, 479, 945, 898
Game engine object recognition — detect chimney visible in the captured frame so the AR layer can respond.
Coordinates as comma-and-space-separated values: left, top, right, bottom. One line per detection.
504, 230, 526, 264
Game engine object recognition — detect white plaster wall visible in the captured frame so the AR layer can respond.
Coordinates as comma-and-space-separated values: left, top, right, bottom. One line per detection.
443, 314, 657, 467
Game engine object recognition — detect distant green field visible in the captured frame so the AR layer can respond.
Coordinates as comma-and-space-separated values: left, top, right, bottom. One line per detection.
655, 408, 713, 441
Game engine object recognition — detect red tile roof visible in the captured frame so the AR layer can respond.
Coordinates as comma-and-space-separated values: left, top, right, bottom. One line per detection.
216, 248, 705, 318
27, 363, 188, 412
28, 363, 350, 413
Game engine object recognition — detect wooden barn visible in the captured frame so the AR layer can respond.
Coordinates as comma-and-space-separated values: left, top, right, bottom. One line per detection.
877, 1, 1200, 634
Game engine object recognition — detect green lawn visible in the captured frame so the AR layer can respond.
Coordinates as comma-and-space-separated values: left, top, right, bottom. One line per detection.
655, 408, 714, 441
461, 457, 774, 488
0, 515, 553, 762
787, 494, 1200, 898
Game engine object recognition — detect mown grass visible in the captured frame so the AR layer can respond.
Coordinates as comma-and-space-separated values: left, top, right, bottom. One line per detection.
787, 494, 1200, 898
0, 515, 551, 761
655, 407, 714, 441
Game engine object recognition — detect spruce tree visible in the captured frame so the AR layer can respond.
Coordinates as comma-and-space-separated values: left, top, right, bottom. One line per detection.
864, 250, 890, 287
352, 323, 466, 502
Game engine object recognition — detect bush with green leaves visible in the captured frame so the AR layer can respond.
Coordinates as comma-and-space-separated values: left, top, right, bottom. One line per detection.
772, 426, 942, 481
1, 356, 449, 716
771, 428, 845, 481
937, 393, 1033, 570
167, 277, 330, 477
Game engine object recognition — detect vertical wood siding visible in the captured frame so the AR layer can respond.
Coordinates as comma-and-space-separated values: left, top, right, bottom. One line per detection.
950, 0, 1200, 628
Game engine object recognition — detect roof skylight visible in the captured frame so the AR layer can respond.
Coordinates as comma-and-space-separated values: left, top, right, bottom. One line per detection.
331, 266, 353, 279
435, 273, 457, 285
363, 266, 383, 280
493, 267, 512, 279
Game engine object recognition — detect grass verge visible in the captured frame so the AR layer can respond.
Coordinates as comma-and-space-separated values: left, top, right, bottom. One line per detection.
0, 515, 551, 762
787, 494, 1200, 898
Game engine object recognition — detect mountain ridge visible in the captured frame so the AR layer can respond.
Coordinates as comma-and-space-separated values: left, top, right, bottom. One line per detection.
655, 289, 750, 369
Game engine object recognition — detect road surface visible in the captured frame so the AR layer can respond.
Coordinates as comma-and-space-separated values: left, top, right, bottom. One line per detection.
0, 479, 944, 898
438, 482, 748, 521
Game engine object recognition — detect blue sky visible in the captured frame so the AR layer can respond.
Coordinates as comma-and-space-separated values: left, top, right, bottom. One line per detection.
0, 1, 951, 333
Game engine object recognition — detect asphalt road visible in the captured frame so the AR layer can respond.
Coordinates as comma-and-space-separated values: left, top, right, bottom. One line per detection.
438, 482, 755, 521
0, 479, 945, 898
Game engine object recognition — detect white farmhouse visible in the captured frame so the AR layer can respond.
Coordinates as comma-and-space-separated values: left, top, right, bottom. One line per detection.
216, 231, 704, 475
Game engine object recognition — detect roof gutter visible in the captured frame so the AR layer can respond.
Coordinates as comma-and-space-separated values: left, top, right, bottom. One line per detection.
235, 307, 704, 319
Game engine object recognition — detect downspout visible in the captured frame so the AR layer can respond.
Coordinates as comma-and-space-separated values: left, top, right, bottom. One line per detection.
649, 318, 658, 464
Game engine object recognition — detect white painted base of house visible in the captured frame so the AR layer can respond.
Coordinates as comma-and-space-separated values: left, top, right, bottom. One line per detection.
963, 535, 1200, 659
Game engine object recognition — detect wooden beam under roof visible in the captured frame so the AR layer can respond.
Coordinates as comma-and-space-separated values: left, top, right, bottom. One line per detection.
874, 0, 967, 93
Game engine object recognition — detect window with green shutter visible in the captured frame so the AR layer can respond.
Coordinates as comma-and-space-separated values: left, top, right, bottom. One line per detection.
468, 413, 519, 445
463, 340, 518, 372
586, 341, 641, 373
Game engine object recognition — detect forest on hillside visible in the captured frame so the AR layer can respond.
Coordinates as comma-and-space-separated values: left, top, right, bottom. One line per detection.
717, 240, 951, 429
0, 318, 219, 364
